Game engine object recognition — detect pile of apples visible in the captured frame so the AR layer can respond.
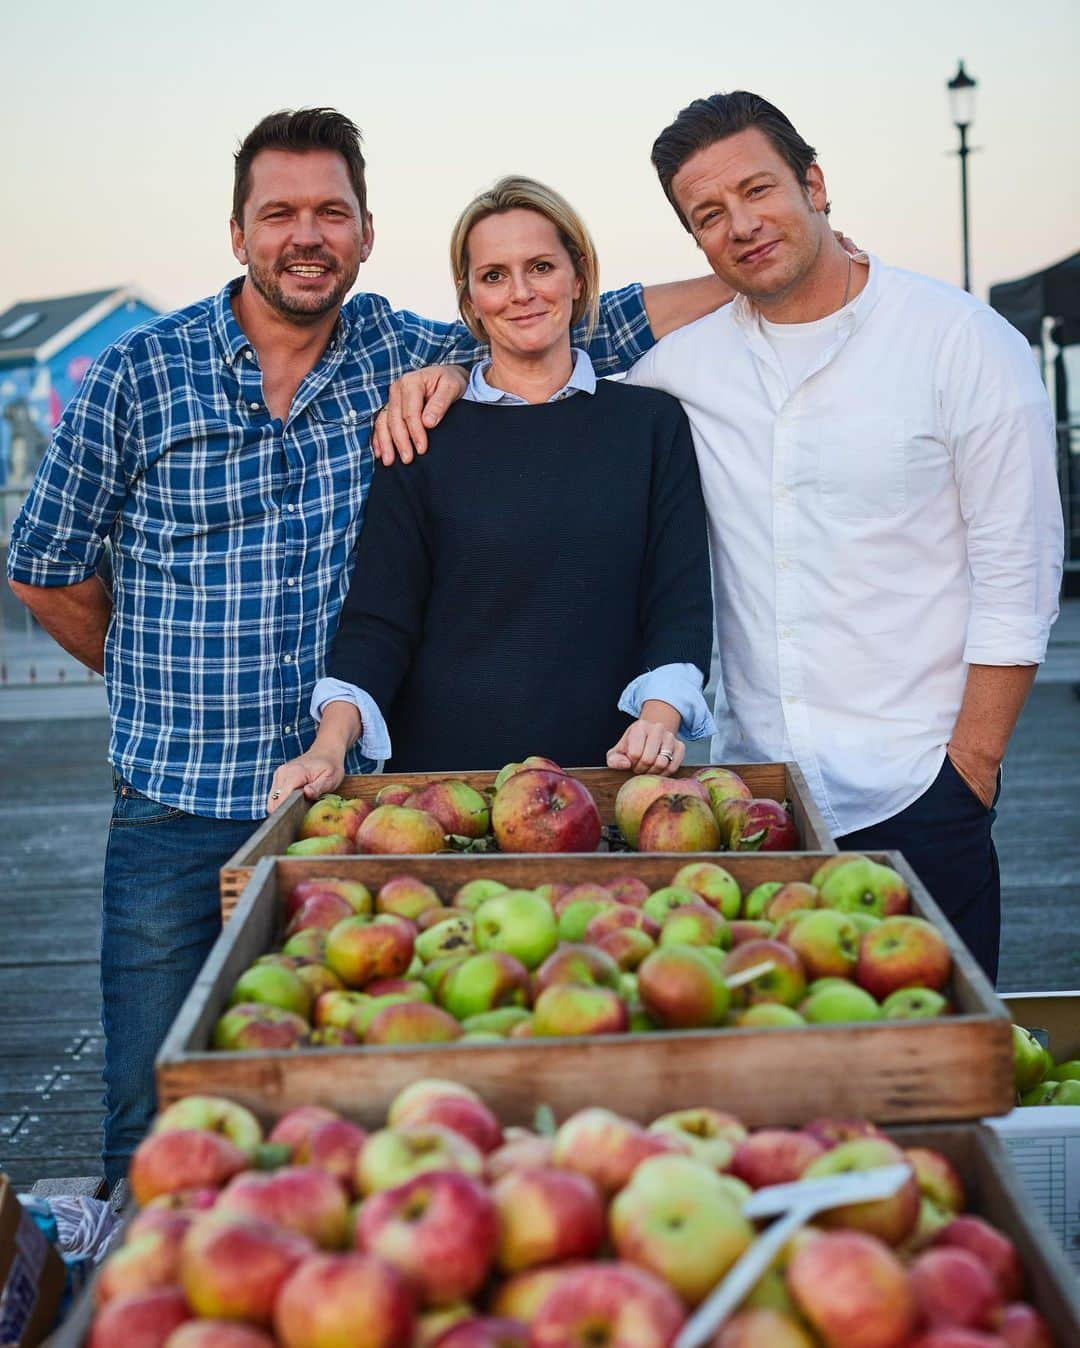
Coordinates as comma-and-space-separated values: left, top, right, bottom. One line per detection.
284, 761, 800, 859
1011, 1025, 1080, 1106
212, 855, 956, 1051
86, 1083, 1060, 1348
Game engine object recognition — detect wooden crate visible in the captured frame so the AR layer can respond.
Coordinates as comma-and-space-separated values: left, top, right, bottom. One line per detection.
46, 1122, 1080, 1346
219, 762, 834, 921
160, 850, 1014, 1128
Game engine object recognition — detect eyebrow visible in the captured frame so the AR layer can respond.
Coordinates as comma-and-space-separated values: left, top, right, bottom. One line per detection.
257, 198, 354, 214
689, 171, 776, 220
471, 252, 558, 273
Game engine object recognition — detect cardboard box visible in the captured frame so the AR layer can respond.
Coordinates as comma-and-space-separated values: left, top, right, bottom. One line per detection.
985, 991, 1080, 1275
0, 1177, 65, 1348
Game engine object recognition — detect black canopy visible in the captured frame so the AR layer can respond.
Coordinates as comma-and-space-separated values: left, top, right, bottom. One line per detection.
990, 251, 1080, 347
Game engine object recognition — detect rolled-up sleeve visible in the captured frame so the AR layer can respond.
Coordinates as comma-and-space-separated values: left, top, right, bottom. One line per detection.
6, 345, 132, 587
943, 310, 1063, 665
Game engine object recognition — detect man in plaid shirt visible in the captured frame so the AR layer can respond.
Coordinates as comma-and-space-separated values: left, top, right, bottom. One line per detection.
7, 108, 729, 1186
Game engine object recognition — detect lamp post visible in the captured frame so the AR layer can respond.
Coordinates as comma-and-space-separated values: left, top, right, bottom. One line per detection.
946, 60, 977, 292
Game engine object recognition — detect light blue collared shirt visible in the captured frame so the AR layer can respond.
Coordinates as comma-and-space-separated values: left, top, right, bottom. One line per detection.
312, 348, 714, 758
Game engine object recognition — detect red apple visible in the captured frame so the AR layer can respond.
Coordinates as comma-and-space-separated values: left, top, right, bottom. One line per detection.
532, 983, 629, 1037
87, 1287, 192, 1348
903, 1147, 967, 1214
273, 1251, 415, 1348
165, 1323, 279, 1347
432, 1317, 528, 1348
614, 774, 707, 849
95, 1219, 189, 1305
404, 781, 491, 839
364, 1001, 463, 1044
931, 1217, 1025, 1301
585, 905, 660, 942
721, 939, 807, 1007
180, 1214, 314, 1325
605, 876, 652, 908
356, 1124, 485, 1196
390, 1091, 503, 1154
293, 1118, 368, 1194
637, 946, 730, 1028
672, 861, 741, 918
376, 875, 443, 921
129, 1129, 249, 1206
268, 1105, 341, 1151
552, 1108, 678, 1195
485, 1131, 555, 1181
802, 1139, 920, 1246
358, 804, 446, 854
286, 891, 356, 937
714, 797, 799, 850
529, 1261, 686, 1348
787, 1230, 918, 1348
595, 927, 656, 970
533, 942, 623, 995
729, 1130, 825, 1189
856, 916, 951, 1000
489, 1266, 581, 1323
153, 1095, 263, 1157
637, 793, 721, 852
996, 1302, 1055, 1348
215, 1165, 351, 1249
713, 1307, 816, 1348
492, 1167, 606, 1272
325, 915, 415, 988
286, 879, 373, 921
910, 1246, 1002, 1329
491, 769, 602, 853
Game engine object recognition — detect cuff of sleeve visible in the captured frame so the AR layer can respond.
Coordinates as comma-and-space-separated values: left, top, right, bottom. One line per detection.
618, 663, 717, 740
6, 543, 100, 588
310, 677, 393, 761
962, 612, 1054, 666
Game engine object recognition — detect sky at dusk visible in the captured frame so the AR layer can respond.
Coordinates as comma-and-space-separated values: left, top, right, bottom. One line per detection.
4, 0, 1077, 319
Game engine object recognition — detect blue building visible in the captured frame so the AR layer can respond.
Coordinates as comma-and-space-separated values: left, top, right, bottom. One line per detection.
0, 286, 158, 489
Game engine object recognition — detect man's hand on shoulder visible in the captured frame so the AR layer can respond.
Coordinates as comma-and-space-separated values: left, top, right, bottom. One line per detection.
372, 365, 469, 466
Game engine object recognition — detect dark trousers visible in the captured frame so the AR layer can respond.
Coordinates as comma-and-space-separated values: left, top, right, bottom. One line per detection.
835, 755, 1000, 985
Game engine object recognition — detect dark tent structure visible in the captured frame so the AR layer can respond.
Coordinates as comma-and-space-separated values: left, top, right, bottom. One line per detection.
989, 251, 1080, 349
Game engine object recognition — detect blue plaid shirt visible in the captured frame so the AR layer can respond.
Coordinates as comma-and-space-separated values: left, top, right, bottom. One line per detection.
7, 278, 654, 818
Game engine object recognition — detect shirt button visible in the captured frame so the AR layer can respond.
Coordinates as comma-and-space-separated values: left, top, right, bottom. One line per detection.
246, 350, 255, 361
780, 628, 793, 640
284, 724, 294, 734
286, 503, 297, 513
287, 577, 296, 587
283, 654, 293, 665
249, 401, 261, 411
778, 557, 790, 570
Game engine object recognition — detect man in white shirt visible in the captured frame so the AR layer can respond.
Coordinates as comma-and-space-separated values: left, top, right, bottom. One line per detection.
625, 90, 1063, 980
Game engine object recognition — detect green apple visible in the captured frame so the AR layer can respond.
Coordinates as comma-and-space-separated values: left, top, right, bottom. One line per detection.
743, 882, 783, 920
1047, 1058, 1080, 1082
474, 890, 558, 970
881, 987, 949, 1019
453, 878, 509, 912
461, 1007, 532, 1036
799, 983, 882, 1023
642, 885, 704, 925
735, 1003, 806, 1028
439, 950, 531, 1020
228, 963, 312, 1020
818, 858, 909, 918
672, 862, 741, 919
557, 897, 616, 942
1020, 1080, 1060, 1106
1012, 1024, 1051, 1093
414, 912, 474, 963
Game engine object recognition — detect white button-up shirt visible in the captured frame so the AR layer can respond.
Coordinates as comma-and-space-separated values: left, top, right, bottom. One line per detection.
626, 255, 1063, 836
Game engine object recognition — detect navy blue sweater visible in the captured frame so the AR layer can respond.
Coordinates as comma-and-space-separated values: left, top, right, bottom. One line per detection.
330, 379, 713, 771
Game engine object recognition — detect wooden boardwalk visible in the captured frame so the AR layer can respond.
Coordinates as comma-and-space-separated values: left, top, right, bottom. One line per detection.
1, 621, 1078, 1191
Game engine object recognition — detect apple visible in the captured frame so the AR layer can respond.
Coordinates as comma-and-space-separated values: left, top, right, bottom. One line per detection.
658, 904, 731, 950
286, 891, 357, 937
763, 883, 819, 921
293, 1119, 368, 1194
358, 804, 446, 854
390, 1091, 502, 1154
909, 1246, 1002, 1331
325, 915, 415, 988
742, 882, 783, 919
787, 1230, 918, 1348
181, 1214, 314, 1325
784, 909, 860, 979
376, 782, 415, 806
902, 1148, 966, 1215
273, 1251, 415, 1348
799, 982, 882, 1023
87, 1287, 192, 1348
734, 1003, 806, 1027
997, 1303, 1055, 1348
605, 875, 652, 908
713, 1308, 816, 1348
474, 890, 559, 969
493, 755, 563, 790
433, 1317, 529, 1348
695, 766, 753, 815
365, 976, 432, 999
269, 1105, 341, 1152
529, 1261, 686, 1348
491, 769, 602, 852
414, 1306, 475, 1348
129, 1129, 250, 1205
802, 1139, 919, 1245
818, 858, 911, 917
357, 1169, 497, 1306
552, 1108, 677, 1195
729, 919, 775, 945
216, 1166, 350, 1249
492, 1166, 606, 1272
641, 885, 706, 924
439, 951, 531, 1020
404, 781, 491, 839
533, 942, 622, 994
532, 984, 629, 1036
298, 796, 352, 840
856, 916, 951, 1000
556, 888, 619, 942
376, 875, 443, 921
287, 835, 353, 857
931, 1217, 1025, 1301
637, 945, 730, 1028
721, 938, 807, 1007
286, 878, 373, 920
94, 1220, 188, 1305
637, 793, 721, 851
905, 1333, 1011, 1347
212, 1001, 311, 1049
164, 1323, 279, 1347
647, 1107, 746, 1165
672, 861, 741, 918
489, 1266, 580, 1323
595, 927, 656, 970
461, 1007, 532, 1036
485, 1132, 556, 1182
1011, 1025, 1050, 1093
729, 1129, 825, 1188
153, 1096, 263, 1157
585, 904, 661, 941
387, 1079, 481, 1121
410, 910, 471, 960
613, 774, 707, 849
714, 797, 799, 850
228, 962, 313, 1019
356, 1124, 485, 1195
453, 878, 510, 911
882, 987, 950, 1019
533, 882, 570, 906
314, 988, 373, 1029
365, 1001, 463, 1044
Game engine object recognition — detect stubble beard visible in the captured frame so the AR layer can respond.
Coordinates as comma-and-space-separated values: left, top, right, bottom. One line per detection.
247, 253, 357, 323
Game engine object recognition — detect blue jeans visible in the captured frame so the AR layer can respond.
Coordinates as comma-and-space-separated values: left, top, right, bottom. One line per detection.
836, 755, 1001, 984
100, 776, 257, 1188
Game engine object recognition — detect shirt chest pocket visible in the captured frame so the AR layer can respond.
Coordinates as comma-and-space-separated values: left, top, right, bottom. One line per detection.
814, 415, 908, 521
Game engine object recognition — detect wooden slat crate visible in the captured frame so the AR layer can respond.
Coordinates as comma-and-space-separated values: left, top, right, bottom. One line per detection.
160, 850, 1014, 1127
46, 1121, 1080, 1346
219, 762, 834, 921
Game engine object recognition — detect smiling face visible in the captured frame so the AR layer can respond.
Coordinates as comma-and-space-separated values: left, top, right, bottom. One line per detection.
463, 208, 583, 364
230, 147, 372, 323
671, 127, 830, 311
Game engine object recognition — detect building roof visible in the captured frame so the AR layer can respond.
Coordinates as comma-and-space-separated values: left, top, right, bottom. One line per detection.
0, 286, 152, 366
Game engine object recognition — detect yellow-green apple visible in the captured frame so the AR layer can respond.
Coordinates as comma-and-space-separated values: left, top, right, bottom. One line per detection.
356, 1124, 485, 1196
770, 911, 816, 945
647, 1109, 746, 1170
298, 795, 355, 841
695, 766, 753, 813
286, 891, 356, 937
325, 915, 415, 988
729, 1129, 825, 1188
1046, 1057, 1080, 1082
439, 951, 531, 1020
743, 882, 783, 919
533, 882, 570, 906
856, 916, 951, 1000
474, 890, 558, 969
404, 781, 490, 839
314, 989, 373, 1029
453, 878, 510, 911
882, 987, 950, 1019
818, 858, 910, 917
729, 919, 774, 945
282, 933, 328, 967
491, 1167, 606, 1272
614, 773, 707, 849
485, 1132, 555, 1182
764, 883, 820, 921
376, 875, 443, 921
165, 1322, 278, 1347
493, 756, 563, 790
735, 1003, 806, 1027
310, 1025, 360, 1046
287, 835, 353, 857
269, 1105, 340, 1151
293, 963, 345, 1001
489, 1266, 580, 1323
95, 1217, 189, 1305
387, 1078, 481, 1121
181, 1214, 314, 1325
672, 861, 741, 918
658, 905, 731, 950
931, 1217, 1025, 1300
596, 928, 656, 970
785, 909, 860, 979
556, 890, 618, 942
433, 1317, 529, 1348
228, 962, 312, 1019
376, 782, 414, 806
803, 1139, 919, 1245
848, 911, 883, 936
714, 798, 799, 851
491, 769, 602, 852
216, 1166, 350, 1249
273, 1251, 415, 1348
462, 1007, 532, 1036
713, 1308, 816, 1348
532, 984, 629, 1036
346, 993, 426, 1037
357, 804, 446, 854
364, 1002, 462, 1045
388, 1090, 502, 1154
416, 906, 459, 932
910, 1246, 1002, 1330
610, 1154, 754, 1305
585, 905, 661, 942
786, 1229, 917, 1348
529, 1261, 686, 1348
637, 794, 721, 852
810, 853, 868, 886
637, 945, 730, 1027
357, 1170, 497, 1306
87, 1288, 192, 1348
997, 1302, 1055, 1348
721, 938, 807, 1007
153, 1096, 263, 1157
211, 1002, 311, 1049
605, 875, 652, 908
415, 914, 475, 963
414, 1304, 474, 1348
1011, 1025, 1050, 1093
533, 942, 622, 994
552, 1108, 680, 1195
641, 885, 706, 924
802, 1117, 885, 1149
799, 982, 882, 1023
293, 1119, 367, 1194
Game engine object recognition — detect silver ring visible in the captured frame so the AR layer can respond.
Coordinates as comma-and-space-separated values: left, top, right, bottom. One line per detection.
658, 750, 673, 761
271, 790, 282, 799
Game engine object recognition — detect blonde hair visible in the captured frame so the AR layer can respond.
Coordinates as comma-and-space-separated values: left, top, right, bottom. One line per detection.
449, 176, 600, 343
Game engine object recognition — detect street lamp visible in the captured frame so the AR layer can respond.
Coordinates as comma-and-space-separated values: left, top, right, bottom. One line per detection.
946, 60, 977, 292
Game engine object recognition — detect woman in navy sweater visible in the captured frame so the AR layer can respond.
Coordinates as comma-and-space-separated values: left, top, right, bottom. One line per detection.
268, 178, 713, 800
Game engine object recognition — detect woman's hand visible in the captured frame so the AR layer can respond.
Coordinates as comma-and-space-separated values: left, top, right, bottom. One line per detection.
267, 750, 346, 813
607, 701, 685, 776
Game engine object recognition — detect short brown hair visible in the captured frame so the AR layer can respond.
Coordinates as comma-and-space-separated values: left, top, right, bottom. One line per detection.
232, 108, 367, 226
449, 176, 600, 342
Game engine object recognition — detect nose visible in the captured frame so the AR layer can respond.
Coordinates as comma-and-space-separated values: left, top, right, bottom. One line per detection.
728, 200, 761, 241
291, 209, 325, 247
508, 268, 535, 303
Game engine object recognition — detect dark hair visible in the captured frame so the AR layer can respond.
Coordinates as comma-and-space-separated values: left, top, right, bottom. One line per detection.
232, 108, 367, 226
651, 91, 821, 231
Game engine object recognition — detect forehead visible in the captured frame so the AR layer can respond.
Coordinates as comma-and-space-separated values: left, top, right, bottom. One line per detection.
671, 127, 794, 207
467, 208, 566, 264
244, 148, 359, 208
